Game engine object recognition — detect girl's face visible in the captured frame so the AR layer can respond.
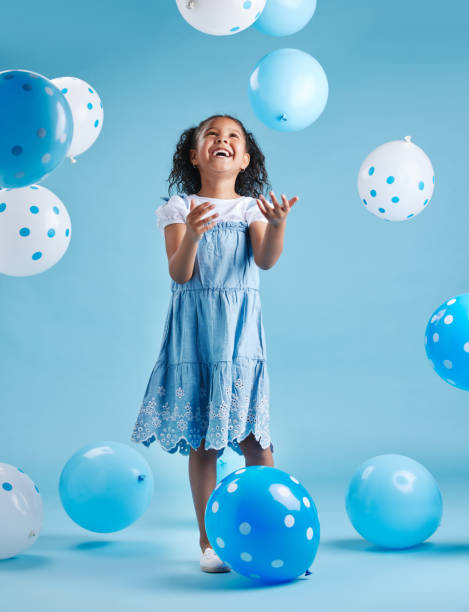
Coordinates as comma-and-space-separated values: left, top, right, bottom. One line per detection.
190, 117, 250, 179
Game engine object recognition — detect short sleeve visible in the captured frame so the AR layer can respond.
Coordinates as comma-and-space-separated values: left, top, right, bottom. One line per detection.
245, 197, 268, 226
155, 195, 188, 231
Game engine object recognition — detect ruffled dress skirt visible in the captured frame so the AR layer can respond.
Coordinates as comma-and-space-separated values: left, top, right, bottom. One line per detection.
131, 220, 273, 458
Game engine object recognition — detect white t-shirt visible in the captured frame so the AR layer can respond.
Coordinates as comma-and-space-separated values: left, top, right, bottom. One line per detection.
155, 194, 268, 231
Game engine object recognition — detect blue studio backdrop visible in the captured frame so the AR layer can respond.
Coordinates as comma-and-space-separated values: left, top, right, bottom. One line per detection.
1, 0, 469, 497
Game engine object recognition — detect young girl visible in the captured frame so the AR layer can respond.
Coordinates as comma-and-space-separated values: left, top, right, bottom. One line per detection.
131, 114, 298, 573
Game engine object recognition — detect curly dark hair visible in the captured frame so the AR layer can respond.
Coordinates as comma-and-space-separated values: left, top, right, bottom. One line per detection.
167, 114, 271, 199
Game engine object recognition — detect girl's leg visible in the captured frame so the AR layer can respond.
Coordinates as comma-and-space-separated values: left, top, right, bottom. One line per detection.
239, 433, 274, 467
188, 439, 218, 552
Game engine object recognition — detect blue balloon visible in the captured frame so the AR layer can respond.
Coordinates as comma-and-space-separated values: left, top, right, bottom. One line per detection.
59, 441, 154, 533
425, 294, 469, 390
346, 455, 442, 549
248, 48, 328, 131
216, 451, 244, 483
254, 0, 317, 37
205, 466, 320, 583
0, 70, 73, 188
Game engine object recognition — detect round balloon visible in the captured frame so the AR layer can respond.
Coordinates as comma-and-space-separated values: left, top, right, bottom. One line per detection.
249, 48, 328, 131
0, 463, 43, 560
357, 136, 435, 221
59, 441, 154, 533
254, 0, 317, 36
205, 466, 320, 583
0, 185, 71, 277
176, 0, 266, 35
51, 77, 103, 161
425, 294, 469, 390
0, 70, 73, 188
216, 451, 244, 483
346, 455, 442, 549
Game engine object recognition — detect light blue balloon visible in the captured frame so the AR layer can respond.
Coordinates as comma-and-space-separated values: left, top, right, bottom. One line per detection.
216, 451, 244, 483
205, 466, 320, 583
59, 441, 154, 533
0, 70, 73, 188
346, 455, 442, 549
248, 48, 328, 131
425, 294, 469, 390
254, 0, 317, 37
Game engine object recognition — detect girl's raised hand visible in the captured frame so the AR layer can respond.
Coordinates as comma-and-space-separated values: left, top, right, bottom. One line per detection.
256, 191, 299, 227
186, 200, 219, 243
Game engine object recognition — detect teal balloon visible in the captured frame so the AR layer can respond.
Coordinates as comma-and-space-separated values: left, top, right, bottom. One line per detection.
59, 441, 154, 533
248, 48, 328, 131
254, 0, 317, 36
0, 70, 73, 188
346, 455, 442, 549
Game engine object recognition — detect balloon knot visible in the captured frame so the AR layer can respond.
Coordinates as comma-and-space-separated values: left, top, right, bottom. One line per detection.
187, 0, 195, 8
70, 156, 77, 164
279, 113, 288, 122
138, 474, 146, 481
304, 569, 312, 576
404, 135, 412, 143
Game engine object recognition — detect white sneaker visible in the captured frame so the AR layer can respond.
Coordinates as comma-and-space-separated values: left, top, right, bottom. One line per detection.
199, 547, 231, 573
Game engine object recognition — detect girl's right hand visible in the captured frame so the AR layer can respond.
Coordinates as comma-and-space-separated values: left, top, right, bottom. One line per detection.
186, 200, 219, 242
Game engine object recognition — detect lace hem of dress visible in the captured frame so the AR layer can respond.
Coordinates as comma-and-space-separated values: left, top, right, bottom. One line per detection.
130, 427, 274, 459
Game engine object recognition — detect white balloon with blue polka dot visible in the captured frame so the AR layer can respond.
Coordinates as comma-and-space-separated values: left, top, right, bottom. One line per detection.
358, 136, 434, 222
0, 185, 71, 277
0, 462, 43, 560
51, 76, 103, 160
176, 0, 266, 36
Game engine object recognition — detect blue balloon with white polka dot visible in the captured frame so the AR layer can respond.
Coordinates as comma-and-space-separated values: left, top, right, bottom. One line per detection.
425, 294, 469, 390
346, 455, 442, 549
0, 70, 73, 188
59, 441, 154, 533
205, 466, 320, 583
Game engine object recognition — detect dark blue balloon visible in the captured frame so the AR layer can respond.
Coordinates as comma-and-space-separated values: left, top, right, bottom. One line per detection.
0, 70, 73, 188
205, 466, 320, 583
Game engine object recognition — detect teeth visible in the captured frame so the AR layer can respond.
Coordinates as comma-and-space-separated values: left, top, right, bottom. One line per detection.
213, 149, 231, 157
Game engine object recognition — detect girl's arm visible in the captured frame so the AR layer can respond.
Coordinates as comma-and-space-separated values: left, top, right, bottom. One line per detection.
164, 200, 219, 283
249, 192, 299, 270
249, 221, 285, 270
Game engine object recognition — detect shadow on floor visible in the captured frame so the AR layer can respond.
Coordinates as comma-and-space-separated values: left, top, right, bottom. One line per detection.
322, 538, 469, 556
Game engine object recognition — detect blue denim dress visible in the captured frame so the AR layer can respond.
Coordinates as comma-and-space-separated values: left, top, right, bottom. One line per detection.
131, 194, 273, 458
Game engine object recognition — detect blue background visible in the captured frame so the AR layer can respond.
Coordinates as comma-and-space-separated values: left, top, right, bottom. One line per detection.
2, 0, 469, 491
1, 2, 469, 609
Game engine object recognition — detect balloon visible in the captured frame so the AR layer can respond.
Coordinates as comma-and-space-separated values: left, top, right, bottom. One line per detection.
425, 294, 469, 390
216, 450, 244, 483
357, 136, 435, 221
51, 77, 103, 161
0, 463, 43, 560
249, 48, 328, 131
205, 466, 320, 583
0, 70, 73, 188
346, 455, 442, 549
175, 0, 266, 36
0, 185, 71, 277
59, 441, 154, 533
254, 0, 317, 36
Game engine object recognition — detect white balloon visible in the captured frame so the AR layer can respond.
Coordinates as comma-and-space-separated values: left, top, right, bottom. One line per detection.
357, 136, 435, 222
0, 463, 43, 560
51, 77, 103, 160
0, 185, 72, 277
176, 0, 266, 36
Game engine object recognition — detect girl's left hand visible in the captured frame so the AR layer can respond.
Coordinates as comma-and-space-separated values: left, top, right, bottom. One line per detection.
256, 191, 299, 227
